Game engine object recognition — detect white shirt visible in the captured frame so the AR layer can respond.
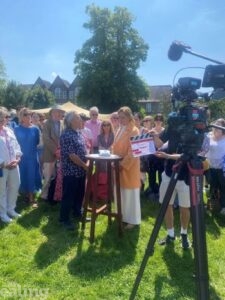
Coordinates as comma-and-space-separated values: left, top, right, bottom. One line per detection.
206, 134, 225, 169
0, 127, 22, 164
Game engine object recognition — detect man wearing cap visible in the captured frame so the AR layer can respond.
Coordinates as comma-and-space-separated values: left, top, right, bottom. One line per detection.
41, 104, 65, 201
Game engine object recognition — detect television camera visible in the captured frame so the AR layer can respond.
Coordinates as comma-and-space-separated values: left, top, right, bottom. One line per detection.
166, 42, 225, 155
130, 41, 225, 300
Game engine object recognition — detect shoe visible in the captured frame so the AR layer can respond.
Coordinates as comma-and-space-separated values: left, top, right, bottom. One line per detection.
32, 202, 38, 208
220, 208, 225, 215
7, 210, 21, 218
1, 214, 13, 223
124, 224, 135, 230
59, 221, 75, 231
74, 215, 91, 222
158, 235, 175, 245
181, 234, 190, 249
83, 217, 91, 222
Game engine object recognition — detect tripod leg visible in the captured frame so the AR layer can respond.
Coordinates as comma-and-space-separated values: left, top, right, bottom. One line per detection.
188, 162, 209, 300
130, 170, 179, 300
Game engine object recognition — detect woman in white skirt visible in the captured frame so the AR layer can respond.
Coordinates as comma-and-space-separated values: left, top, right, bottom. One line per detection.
112, 106, 141, 229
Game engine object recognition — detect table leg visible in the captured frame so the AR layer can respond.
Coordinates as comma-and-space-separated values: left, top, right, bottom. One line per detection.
82, 161, 93, 231
89, 161, 99, 243
114, 161, 123, 236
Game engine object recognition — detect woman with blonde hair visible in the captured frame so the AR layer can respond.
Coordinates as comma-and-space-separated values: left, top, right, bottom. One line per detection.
110, 112, 120, 134
14, 108, 42, 206
112, 106, 141, 229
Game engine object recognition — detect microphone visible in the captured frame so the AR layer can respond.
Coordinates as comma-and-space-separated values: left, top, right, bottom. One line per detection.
168, 41, 191, 61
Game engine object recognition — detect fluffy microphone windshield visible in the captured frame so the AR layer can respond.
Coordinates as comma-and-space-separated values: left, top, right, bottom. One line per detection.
168, 41, 191, 61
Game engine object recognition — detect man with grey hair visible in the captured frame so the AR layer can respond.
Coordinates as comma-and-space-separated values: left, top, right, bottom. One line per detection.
41, 104, 65, 201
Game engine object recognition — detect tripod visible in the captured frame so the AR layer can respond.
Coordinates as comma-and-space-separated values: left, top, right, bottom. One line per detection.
130, 153, 209, 300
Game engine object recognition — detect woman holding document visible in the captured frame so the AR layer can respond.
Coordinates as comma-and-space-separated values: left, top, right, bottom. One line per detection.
112, 106, 141, 230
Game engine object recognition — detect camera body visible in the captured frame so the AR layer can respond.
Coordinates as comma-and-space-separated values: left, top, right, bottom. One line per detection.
171, 77, 201, 103
166, 62, 225, 156
167, 105, 207, 155
168, 77, 208, 155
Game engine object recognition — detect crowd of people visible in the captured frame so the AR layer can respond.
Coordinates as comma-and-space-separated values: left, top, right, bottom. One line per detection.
0, 104, 225, 249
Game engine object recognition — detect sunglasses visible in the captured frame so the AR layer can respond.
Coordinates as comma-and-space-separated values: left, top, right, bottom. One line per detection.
23, 113, 31, 117
102, 124, 110, 127
91, 113, 98, 116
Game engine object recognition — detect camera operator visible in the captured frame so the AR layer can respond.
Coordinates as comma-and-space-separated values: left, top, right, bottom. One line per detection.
153, 128, 191, 250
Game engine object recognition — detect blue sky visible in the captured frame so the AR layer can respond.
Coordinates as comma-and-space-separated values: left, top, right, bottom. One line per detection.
1, 0, 225, 90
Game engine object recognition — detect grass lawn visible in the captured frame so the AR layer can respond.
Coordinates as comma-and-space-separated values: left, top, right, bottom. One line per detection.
0, 193, 225, 300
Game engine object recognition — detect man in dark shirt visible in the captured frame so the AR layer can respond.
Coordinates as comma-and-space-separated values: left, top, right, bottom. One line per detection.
153, 126, 191, 249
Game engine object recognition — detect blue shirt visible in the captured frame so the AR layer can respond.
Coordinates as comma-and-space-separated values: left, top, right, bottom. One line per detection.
60, 128, 87, 177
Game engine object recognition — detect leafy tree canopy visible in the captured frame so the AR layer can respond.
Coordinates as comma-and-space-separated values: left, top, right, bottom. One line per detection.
25, 86, 55, 109
74, 5, 150, 113
2, 81, 26, 109
208, 98, 225, 121
0, 57, 7, 104
0, 57, 6, 88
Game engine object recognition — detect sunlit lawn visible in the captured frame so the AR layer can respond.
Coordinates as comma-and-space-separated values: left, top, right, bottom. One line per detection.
0, 193, 225, 299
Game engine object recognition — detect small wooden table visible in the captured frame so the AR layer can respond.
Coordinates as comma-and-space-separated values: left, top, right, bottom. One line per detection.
82, 154, 123, 243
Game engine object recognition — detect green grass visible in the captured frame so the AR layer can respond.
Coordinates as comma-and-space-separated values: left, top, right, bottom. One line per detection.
0, 194, 225, 300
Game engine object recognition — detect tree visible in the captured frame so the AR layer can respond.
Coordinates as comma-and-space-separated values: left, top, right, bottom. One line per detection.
207, 98, 225, 121
0, 57, 7, 104
2, 81, 26, 109
25, 86, 55, 109
74, 5, 149, 113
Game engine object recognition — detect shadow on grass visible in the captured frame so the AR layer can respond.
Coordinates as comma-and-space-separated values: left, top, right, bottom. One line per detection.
68, 221, 140, 279
204, 210, 222, 239
151, 245, 222, 300
141, 196, 161, 221
34, 218, 78, 269
154, 246, 195, 299
207, 211, 225, 229
16, 201, 79, 269
17, 200, 59, 229
0, 222, 11, 231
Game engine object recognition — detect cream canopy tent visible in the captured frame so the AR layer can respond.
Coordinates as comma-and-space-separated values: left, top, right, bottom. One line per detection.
33, 101, 110, 120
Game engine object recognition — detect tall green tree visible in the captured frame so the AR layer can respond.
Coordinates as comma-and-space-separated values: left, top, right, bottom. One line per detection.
0, 57, 7, 104
2, 81, 26, 109
208, 98, 225, 121
25, 86, 55, 109
74, 5, 149, 113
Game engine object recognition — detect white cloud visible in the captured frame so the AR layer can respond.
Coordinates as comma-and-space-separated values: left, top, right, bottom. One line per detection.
51, 72, 57, 78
